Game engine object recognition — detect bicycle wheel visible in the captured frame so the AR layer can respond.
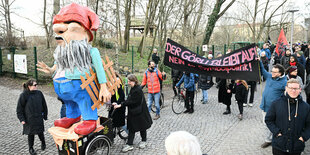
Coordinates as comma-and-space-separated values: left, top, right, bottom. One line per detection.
172, 95, 185, 114
85, 135, 111, 155
160, 92, 164, 108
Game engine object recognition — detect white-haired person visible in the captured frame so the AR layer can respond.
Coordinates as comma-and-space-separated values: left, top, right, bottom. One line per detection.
165, 131, 203, 155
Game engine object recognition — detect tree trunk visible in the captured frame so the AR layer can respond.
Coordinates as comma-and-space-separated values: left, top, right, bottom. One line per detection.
116, 0, 122, 46
43, 0, 50, 48
202, 0, 235, 45
123, 0, 132, 52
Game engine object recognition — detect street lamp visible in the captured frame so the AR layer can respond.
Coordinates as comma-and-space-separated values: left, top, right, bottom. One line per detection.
288, 9, 299, 54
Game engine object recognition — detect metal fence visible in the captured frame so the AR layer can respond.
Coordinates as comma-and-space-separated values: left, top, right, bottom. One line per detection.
0, 43, 256, 82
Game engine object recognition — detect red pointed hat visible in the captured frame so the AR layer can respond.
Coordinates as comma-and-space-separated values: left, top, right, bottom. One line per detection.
53, 3, 99, 42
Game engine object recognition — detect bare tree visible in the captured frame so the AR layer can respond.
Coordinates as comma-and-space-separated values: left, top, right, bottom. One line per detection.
136, 0, 159, 57
202, 0, 236, 46
123, 0, 132, 52
0, 0, 16, 47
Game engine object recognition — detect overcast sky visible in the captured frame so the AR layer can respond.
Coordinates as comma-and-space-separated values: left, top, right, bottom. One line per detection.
11, 0, 310, 37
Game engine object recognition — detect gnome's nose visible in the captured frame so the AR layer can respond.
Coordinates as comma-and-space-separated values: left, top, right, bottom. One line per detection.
53, 23, 68, 36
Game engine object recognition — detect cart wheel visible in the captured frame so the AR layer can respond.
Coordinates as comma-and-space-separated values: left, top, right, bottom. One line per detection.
85, 135, 111, 155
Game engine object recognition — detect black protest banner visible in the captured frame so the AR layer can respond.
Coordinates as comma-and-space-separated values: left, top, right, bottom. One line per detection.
164, 38, 260, 81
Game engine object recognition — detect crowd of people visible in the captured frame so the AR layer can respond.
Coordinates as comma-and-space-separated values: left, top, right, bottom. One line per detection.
16, 42, 310, 154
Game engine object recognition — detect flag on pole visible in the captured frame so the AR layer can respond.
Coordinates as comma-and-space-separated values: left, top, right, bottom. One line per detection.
275, 28, 288, 57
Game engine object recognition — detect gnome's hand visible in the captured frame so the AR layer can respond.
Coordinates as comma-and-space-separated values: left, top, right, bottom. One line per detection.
99, 83, 111, 102
37, 61, 56, 74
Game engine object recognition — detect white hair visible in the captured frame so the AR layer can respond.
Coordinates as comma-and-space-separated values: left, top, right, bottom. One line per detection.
165, 131, 202, 155
54, 39, 92, 73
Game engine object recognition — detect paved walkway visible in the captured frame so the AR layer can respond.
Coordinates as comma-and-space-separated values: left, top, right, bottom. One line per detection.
1, 82, 310, 155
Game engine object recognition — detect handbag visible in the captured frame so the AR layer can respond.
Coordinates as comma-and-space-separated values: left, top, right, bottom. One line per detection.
130, 96, 144, 115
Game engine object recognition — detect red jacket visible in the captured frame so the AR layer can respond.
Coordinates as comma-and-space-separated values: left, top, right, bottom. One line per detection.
141, 68, 163, 94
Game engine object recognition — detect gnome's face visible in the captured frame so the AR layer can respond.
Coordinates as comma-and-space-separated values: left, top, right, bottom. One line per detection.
53, 22, 89, 46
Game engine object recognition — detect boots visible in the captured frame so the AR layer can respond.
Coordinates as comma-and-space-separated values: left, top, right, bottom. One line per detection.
54, 116, 81, 128
74, 120, 97, 135
29, 147, 36, 155
41, 141, 46, 151
223, 106, 231, 115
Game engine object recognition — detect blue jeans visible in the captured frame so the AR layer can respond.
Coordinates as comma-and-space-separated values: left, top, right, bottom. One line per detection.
53, 77, 98, 120
60, 104, 66, 118
147, 92, 160, 115
202, 89, 208, 102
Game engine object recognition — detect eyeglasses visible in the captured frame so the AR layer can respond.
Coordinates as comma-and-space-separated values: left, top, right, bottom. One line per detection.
32, 84, 38, 87
287, 87, 300, 91
271, 71, 279, 73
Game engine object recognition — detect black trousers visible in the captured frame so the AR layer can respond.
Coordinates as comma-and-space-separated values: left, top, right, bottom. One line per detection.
172, 80, 180, 96
248, 82, 256, 103
272, 147, 301, 155
185, 90, 194, 110
127, 130, 146, 145
237, 101, 243, 114
28, 133, 45, 149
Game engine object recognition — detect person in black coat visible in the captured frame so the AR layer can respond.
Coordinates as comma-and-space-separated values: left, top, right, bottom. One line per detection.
108, 73, 126, 128
265, 79, 310, 154
151, 48, 160, 67
171, 69, 183, 96
232, 80, 248, 120
16, 79, 48, 155
113, 74, 152, 153
198, 74, 213, 104
218, 78, 234, 115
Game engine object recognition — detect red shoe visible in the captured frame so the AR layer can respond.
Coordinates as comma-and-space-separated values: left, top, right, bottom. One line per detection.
54, 116, 81, 128
74, 120, 97, 135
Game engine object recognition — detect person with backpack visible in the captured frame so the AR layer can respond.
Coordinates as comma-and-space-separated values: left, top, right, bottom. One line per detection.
176, 72, 196, 114
141, 60, 165, 120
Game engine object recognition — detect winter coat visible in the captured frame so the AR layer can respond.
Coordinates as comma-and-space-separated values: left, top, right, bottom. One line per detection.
198, 74, 213, 90
304, 75, 310, 95
280, 55, 291, 68
233, 83, 247, 102
259, 61, 287, 112
141, 68, 163, 94
218, 79, 234, 105
260, 48, 271, 59
16, 90, 48, 135
122, 85, 152, 132
265, 94, 310, 153
176, 73, 196, 91
108, 84, 125, 127
171, 69, 183, 82
297, 55, 306, 68
261, 56, 269, 71
152, 53, 160, 64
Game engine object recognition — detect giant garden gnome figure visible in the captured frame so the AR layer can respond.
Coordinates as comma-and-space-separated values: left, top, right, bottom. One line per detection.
37, 3, 111, 135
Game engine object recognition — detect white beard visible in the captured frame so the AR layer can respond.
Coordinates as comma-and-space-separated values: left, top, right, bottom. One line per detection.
54, 39, 92, 73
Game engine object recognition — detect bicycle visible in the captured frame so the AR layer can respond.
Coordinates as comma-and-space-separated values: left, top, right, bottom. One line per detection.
172, 88, 186, 114
143, 90, 165, 113
172, 87, 198, 114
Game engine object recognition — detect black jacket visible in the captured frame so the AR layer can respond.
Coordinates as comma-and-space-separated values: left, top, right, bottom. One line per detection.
265, 94, 310, 153
171, 69, 183, 81
122, 85, 152, 132
16, 90, 48, 135
152, 53, 160, 64
108, 84, 125, 127
233, 83, 247, 102
218, 79, 234, 105
198, 74, 213, 90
